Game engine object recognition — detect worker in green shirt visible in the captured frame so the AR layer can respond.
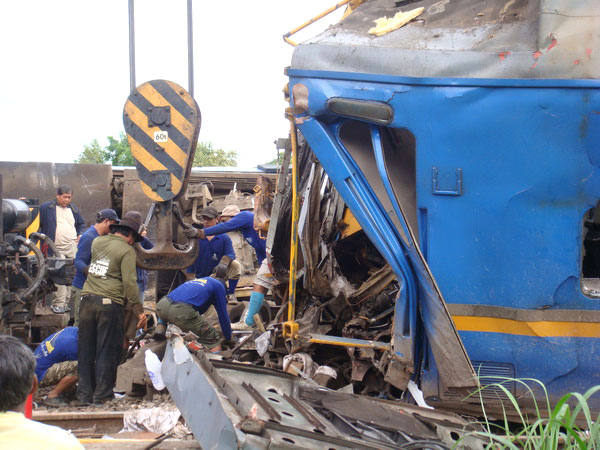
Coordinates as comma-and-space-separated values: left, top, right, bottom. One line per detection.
76, 213, 147, 405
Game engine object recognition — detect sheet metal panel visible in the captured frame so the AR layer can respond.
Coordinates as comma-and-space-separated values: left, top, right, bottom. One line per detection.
162, 339, 242, 449
162, 338, 484, 449
292, 0, 600, 79
0, 161, 112, 227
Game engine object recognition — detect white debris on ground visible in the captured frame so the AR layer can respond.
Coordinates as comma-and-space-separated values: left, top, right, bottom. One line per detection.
120, 406, 191, 438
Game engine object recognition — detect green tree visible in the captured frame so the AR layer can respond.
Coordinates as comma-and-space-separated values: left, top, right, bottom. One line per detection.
77, 135, 236, 167
192, 141, 237, 167
75, 139, 106, 164
104, 133, 135, 166
75, 132, 133, 165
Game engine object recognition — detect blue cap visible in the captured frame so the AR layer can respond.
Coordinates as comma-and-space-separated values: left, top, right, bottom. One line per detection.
97, 209, 119, 221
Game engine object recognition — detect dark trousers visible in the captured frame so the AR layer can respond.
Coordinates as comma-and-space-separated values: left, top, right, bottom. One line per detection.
77, 294, 124, 403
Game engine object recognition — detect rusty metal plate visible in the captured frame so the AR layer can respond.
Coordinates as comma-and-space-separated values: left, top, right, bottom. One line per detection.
0, 161, 112, 227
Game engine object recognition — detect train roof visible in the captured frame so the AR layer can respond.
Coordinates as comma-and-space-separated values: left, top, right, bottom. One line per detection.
291, 0, 600, 79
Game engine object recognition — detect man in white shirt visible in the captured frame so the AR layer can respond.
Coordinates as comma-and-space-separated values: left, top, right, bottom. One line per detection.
0, 335, 83, 449
39, 185, 85, 314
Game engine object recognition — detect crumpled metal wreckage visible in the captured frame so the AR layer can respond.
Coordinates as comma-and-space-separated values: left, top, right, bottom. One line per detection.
162, 336, 486, 449
158, 140, 486, 448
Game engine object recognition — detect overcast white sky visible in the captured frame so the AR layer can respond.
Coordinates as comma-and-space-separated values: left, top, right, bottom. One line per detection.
0, 1, 343, 169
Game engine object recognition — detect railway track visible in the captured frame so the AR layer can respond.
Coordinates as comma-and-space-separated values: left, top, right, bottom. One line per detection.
34, 410, 201, 448
33, 410, 125, 435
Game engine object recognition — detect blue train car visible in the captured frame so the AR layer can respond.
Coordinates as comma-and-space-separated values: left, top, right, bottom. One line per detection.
287, 0, 600, 412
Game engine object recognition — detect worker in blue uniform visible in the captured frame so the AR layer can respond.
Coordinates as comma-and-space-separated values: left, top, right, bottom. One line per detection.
34, 327, 79, 406
185, 205, 266, 263
185, 206, 241, 298
184, 205, 268, 330
153, 206, 241, 340
155, 277, 233, 350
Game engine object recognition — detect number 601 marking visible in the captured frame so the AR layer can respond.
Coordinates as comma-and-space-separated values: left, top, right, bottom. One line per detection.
154, 131, 168, 143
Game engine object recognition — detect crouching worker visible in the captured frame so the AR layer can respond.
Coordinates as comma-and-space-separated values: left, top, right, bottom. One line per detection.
0, 335, 83, 449
156, 277, 232, 351
34, 326, 78, 407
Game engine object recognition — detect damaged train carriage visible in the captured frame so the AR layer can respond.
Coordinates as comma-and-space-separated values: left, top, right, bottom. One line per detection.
0, 161, 273, 340
268, 138, 424, 397
285, 0, 600, 414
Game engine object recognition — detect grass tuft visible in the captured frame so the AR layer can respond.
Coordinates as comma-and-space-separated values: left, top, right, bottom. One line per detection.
455, 377, 599, 449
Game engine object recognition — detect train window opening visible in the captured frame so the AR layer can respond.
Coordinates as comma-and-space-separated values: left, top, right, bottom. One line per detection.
380, 127, 418, 237
582, 203, 600, 297
338, 121, 417, 244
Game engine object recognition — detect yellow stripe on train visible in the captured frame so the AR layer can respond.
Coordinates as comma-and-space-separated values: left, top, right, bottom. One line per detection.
453, 315, 600, 338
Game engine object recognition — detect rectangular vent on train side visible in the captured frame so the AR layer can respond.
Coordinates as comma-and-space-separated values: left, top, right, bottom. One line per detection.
441, 361, 515, 403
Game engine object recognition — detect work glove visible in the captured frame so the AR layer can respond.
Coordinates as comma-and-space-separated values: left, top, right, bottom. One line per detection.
183, 225, 199, 239
136, 313, 148, 330
214, 263, 228, 279
214, 255, 233, 279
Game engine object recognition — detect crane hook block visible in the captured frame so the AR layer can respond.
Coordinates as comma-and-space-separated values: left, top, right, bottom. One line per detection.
123, 80, 201, 202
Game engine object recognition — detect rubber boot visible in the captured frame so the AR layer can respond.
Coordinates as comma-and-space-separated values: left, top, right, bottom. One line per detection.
231, 302, 253, 331
245, 292, 265, 326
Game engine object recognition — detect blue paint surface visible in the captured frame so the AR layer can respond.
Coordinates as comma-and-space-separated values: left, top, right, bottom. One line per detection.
289, 69, 600, 404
